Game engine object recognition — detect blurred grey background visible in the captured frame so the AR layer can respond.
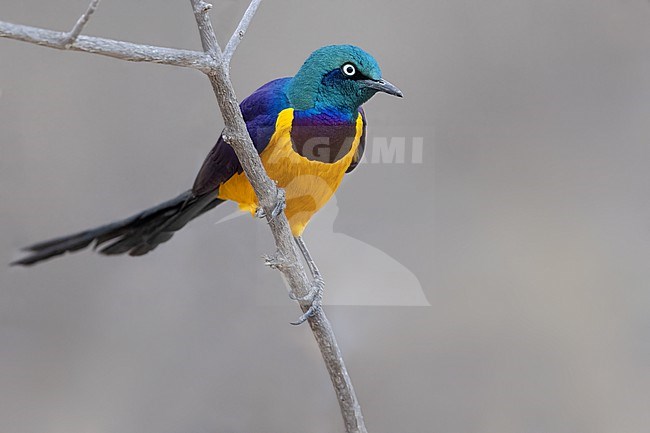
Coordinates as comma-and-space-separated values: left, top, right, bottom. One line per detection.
2, 1, 650, 432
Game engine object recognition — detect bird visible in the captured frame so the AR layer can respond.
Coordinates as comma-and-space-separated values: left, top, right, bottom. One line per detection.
13, 45, 403, 291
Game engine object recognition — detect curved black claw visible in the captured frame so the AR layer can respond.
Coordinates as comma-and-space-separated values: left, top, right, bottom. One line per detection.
290, 277, 324, 326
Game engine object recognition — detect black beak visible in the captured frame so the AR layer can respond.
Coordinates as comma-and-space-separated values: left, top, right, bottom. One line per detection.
361, 78, 403, 98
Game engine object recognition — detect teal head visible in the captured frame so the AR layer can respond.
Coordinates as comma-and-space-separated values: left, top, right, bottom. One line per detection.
287, 45, 402, 113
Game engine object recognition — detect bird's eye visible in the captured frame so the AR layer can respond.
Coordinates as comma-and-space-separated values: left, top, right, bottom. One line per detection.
341, 63, 356, 77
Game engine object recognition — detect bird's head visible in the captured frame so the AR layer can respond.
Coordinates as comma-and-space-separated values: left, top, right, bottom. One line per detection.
287, 45, 402, 113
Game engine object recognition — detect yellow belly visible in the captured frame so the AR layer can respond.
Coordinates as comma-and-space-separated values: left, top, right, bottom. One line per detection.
217, 108, 363, 236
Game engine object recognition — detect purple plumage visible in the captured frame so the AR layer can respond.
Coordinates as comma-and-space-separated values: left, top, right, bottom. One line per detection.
192, 78, 366, 195
192, 78, 291, 195
13, 45, 400, 265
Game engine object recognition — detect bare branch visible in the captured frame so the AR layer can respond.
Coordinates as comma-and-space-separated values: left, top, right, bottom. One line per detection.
223, 0, 262, 64
191, 0, 222, 63
308, 313, 367, 432
188, 1, 367, 431
2, 2, 369, 431
189, 0, 309, 299
0, 21, 217, 72
63, 0, 101, 47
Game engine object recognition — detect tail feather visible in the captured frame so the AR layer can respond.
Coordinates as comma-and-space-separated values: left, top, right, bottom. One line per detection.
13, 190, 224, 266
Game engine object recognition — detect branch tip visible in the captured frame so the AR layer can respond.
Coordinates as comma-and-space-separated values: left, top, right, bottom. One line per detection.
190, 0, 223, 63
223, 0, 262, 64
194, 1, 212, 14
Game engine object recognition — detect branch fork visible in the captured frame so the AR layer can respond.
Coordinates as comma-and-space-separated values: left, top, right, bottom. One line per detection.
1, 1, 367, 432
62, 0, 100, 47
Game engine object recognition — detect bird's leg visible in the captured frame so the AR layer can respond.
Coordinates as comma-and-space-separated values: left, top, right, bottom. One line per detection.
294, 235, 322, 281
290, 235, 324, 325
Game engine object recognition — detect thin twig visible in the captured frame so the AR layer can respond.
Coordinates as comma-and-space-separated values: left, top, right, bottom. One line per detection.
223, 0, 262, 65
0, 21, 217, 72
63, 0, 101, 47
191, 0, 222, 63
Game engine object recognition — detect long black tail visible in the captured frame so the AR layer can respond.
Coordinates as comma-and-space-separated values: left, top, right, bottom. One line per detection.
13, 190, 224, 266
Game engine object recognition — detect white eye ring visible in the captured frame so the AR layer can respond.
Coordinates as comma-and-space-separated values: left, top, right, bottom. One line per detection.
342, 63, 356, 77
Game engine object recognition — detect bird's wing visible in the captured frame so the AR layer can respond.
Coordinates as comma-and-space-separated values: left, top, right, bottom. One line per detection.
192, 78, 292, 195
346, 107, 367, 173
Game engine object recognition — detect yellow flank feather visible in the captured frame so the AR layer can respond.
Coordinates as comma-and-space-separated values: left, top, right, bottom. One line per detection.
217, 108, 364, 236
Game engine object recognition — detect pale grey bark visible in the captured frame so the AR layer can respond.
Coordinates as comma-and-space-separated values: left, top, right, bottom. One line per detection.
222, 0, 261, 65
63, 0, 100, 47
0, 21, 217, 72
1, 1, 367, 431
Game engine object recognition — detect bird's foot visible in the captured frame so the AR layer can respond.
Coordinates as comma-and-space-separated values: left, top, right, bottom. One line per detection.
270, 188, 286, 218
290, 276, 324, 325
255, 188, 286, 220
254, 206, 265, 219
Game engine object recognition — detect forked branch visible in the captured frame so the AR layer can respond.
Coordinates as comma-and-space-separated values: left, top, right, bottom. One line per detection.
0, 20, 218, 72
0, 1, 367, 432
63, 0, 100, 47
